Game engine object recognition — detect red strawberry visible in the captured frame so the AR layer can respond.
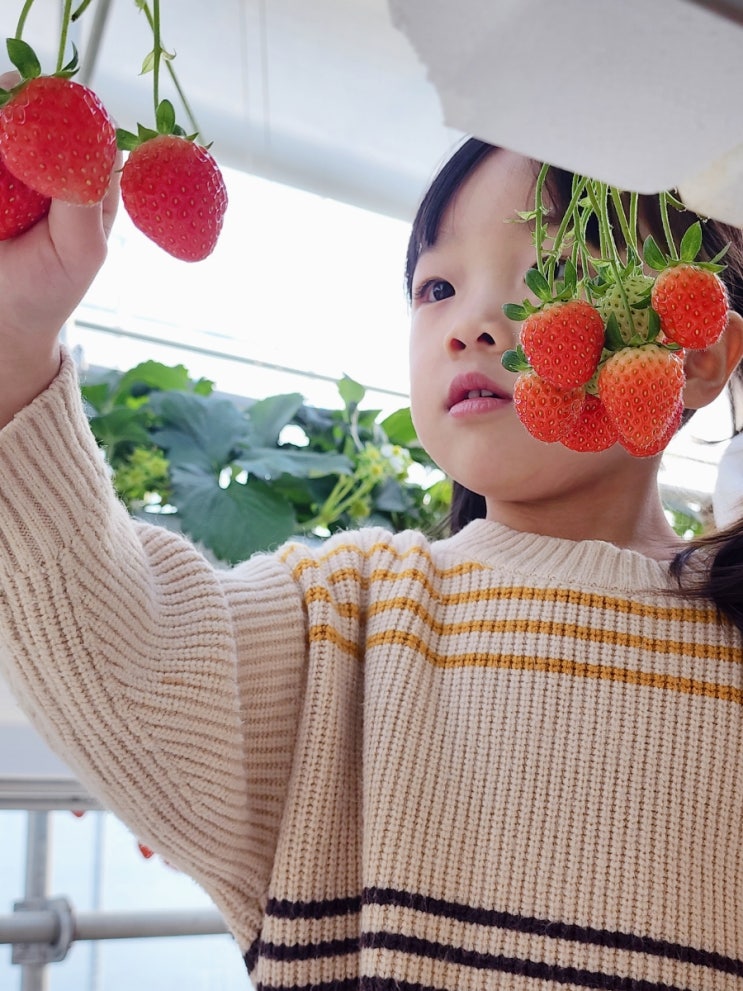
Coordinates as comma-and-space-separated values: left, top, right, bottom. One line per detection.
0, 153, 49, 239
561, 394, 619, 453
137, 841, 155, 860
521, 299, 605, 389
620, 399, 684, 457
120, 134, 228, 262
513, 371, 585, 442
651, 264, 728, 349
0, 76, 116, 205
598, 344, 685, 450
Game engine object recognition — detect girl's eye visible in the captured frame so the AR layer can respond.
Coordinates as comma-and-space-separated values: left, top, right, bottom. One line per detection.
414, 278, 455, 303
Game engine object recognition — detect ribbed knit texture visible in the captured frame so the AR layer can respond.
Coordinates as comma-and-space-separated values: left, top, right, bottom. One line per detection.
0, 353, 742, 991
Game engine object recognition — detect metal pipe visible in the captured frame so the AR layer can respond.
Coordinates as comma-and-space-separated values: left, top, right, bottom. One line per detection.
0, 907, 228, 945
20, 811, 50, 991
75, 908, 228, 941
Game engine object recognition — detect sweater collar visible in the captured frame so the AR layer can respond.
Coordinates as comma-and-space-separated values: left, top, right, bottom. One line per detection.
439, 518, 678, 593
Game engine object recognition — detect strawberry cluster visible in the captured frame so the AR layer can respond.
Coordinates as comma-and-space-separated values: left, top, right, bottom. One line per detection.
0, 7, 227, 262
503, 175, 730, 457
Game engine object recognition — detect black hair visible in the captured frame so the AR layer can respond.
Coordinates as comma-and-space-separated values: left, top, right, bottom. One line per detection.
406, 136, 743, 632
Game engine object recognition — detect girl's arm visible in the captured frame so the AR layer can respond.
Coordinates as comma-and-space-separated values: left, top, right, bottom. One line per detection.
0, 191, 118, 427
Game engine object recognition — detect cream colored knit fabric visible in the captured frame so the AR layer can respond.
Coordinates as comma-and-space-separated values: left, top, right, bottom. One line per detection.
0, 353, 742, 991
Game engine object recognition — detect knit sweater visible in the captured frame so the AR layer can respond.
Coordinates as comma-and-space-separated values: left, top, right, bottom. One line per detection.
0, 353, 742, 991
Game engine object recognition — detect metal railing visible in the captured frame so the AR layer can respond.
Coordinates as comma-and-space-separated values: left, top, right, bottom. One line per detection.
0, 800, 230, 991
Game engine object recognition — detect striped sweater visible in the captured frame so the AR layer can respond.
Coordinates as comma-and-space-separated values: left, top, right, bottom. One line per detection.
0, 353, 742, 991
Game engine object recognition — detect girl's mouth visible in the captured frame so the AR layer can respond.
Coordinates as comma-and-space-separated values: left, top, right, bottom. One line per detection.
447, 373, 512, 416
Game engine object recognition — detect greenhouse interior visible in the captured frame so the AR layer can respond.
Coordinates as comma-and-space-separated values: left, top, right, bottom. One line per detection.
2, 1, 743, 989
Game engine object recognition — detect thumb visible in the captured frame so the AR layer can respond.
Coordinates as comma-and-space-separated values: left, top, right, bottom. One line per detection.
46, 154, 122, 282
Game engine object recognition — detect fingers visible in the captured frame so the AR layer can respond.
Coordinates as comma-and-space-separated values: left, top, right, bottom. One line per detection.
102, 150, 123, 238
46, 148, 122, 274
0, 70, 20, 90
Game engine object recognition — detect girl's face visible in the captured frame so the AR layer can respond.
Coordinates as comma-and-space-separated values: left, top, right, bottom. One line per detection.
408, 149, 675, 547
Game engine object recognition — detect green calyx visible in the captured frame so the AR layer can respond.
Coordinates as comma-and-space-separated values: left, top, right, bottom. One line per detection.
0, 35, 80, 109
116, 99, 196, 151
643, 220, 728, 275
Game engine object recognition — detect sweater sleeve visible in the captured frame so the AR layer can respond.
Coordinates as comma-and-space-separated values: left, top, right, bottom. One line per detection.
0, 352, 309, 945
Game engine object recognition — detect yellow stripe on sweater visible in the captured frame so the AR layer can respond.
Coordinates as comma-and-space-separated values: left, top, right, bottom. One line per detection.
306, 624, 742, 704
281, 543, 723, 625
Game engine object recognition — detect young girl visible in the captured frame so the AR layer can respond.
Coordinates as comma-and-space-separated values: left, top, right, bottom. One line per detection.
0, 136, 742, 991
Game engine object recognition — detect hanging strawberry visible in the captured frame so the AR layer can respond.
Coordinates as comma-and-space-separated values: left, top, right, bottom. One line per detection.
0, 0, 228, 261
502, 169, 731, 456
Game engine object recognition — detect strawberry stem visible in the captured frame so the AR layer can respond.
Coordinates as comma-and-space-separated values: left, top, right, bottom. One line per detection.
545, 175, 587, 290
14, 0, 36, 41
134, 0, 204, 140
533, 163, 550, 277
588, 180, 636, 338
151, 0, 161, 115
139, 0, 202, 137
55, 0, 73, 74
609, 187, 639, 259
71, 0, 96, 22
659, 191, 679, 261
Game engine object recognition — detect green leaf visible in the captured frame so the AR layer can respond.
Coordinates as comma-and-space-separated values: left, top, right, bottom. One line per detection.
88, 408, 153, 455
679, 221, 703, 263
6, 38, 41, 79
524, 267, 552, 302
502, 302, 529, 321
647, 308, 661, 342
171, 466, 297, 562
338, 375, 365, 409
81, 381, 115, 414
60, 43, 79, 75
235, 448, 352, 480
642, 235, 667, 272
380, 407, 418, 447
708, 243, 730, 266
140, 49, 156, 75
114, 361, 198, 402
562, 257, 578, 295
137, 122, 159, 143
150, 392, 251, 472
501, 346, 530, 373
116, 128, 140, 151
603, 312, 625, 351
247, 393, 304, 446
373, 477, 412, 513
155, 98, 176, 134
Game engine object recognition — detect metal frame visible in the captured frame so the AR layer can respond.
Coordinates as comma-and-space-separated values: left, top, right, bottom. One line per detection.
0, 810, 228, 990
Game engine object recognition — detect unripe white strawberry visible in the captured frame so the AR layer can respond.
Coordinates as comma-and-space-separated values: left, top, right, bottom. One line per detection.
597, 274, 655, 344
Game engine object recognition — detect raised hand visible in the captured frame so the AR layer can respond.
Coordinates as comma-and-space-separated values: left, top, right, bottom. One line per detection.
0, 70, 120, 428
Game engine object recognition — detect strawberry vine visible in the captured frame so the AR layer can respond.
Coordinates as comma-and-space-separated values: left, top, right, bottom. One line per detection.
501, 165, 733, 455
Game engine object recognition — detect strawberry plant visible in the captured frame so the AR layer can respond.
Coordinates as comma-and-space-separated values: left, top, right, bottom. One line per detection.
82, 360, 448, 564
502, 167, 731, 456
0, 0, 227, 259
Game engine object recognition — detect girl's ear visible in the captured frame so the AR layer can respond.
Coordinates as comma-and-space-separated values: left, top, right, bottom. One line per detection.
682, 310, 743, 410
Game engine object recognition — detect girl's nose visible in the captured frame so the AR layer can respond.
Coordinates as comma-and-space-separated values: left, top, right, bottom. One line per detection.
446, 306, 515, 354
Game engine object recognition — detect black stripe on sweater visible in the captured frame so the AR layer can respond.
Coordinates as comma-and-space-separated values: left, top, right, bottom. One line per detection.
244, 887, 743, 979
247, 931, 695, 991
364, 887, 743, 977
249, 965, 691, 991
363, 931, 693, 991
